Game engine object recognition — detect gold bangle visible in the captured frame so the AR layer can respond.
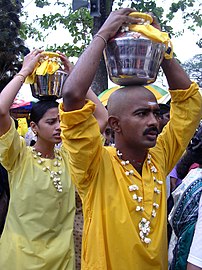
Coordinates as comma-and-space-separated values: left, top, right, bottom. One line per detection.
94, 34, 107, 47
14, 73, 26, 84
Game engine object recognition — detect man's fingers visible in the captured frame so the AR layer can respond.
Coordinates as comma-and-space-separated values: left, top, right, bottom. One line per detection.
115, 8, 135, 15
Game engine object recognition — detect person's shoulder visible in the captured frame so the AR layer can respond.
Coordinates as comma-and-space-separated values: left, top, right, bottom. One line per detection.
58, 144, 69, 159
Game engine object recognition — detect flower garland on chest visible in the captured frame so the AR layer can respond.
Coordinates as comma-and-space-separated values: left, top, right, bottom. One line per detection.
116, 149, 163, 245
31, 147, 63, 193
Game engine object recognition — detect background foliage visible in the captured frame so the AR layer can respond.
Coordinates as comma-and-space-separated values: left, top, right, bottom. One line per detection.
18, 0, 201, 93
21, 0, 202, 56
0, 0, 29, 91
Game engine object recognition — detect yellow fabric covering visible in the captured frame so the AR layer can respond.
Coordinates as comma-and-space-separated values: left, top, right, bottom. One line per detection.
129, 12, 173, 59
25, 52, 60, 84
59, 82, 202, 270
0, 120, 75, 270
130, 12, 153, 24
17, 117, 28, 137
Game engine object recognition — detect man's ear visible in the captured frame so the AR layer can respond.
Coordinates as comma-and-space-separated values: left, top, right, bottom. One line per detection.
108, 116, 121, 133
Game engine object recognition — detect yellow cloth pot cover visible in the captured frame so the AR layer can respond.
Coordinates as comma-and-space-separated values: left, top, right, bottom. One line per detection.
129, 12, 173, 59
25, 52, 60, 84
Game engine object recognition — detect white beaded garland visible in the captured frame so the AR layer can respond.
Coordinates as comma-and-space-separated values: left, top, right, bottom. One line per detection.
32, 147, 63, 193
116, 149, 163, 245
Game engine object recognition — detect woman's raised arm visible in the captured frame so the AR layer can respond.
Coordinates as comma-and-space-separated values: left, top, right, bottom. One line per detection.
0, 49, 43, 136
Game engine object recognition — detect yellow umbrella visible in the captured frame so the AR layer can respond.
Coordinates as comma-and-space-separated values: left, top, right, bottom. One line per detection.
98, 86, 120, 107
98, 84, 168, 107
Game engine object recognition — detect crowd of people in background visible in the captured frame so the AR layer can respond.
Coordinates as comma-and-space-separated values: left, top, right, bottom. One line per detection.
0, 7, 202, 270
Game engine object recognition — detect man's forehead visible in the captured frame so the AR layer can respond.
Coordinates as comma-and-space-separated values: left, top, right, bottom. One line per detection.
147, 101, 158, 106
132, 97, 159, 107
125, 87, 157, 100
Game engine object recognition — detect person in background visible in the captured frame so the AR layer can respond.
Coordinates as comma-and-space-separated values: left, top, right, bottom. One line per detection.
0, 49, 107, 270
168, 125, 202, 270
169, 166, 182, 193
0, 117, 17, 235
167, 123, 202, 244
24, 119, 36, 146
168, 121, 202, 195
187, 194, 202, 270
159, 103, 170, 132
0, 164, 9, 235
59, 8, 202, 270
103, 125, 115, 146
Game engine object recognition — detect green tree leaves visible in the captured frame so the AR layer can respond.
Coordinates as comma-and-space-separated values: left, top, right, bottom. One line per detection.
20, 0, 201, 57
0, 0, 29, 91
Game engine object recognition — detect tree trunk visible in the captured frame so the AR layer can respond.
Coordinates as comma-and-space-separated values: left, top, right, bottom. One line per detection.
91, 0, 113, 95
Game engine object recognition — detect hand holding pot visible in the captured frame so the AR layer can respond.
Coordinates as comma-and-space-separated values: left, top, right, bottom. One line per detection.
104, 11, 172, 86
97, 8, 141, 41
56, 51, 74, 74
19, 49, 44, 78
28, 51, 69, 100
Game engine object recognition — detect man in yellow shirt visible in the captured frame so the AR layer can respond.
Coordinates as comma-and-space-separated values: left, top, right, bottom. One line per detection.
59, 8, 202, 270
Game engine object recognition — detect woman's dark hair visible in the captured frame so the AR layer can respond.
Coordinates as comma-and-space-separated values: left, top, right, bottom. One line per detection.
30, 100, 59, 124
13, 118, 18, 129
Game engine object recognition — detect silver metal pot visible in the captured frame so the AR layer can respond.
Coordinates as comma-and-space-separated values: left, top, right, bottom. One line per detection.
104, 31, 166, 86
30, 69, 68, 100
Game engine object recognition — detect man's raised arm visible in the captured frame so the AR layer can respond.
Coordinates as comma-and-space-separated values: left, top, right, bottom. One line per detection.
161, 58, 192, 90
62, 8, 138, 112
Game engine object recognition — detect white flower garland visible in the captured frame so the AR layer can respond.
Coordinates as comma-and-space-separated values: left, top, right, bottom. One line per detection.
32, 147, 63, 193
117, 150, 163, 244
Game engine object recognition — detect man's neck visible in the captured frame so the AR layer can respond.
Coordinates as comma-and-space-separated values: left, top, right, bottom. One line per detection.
115, 145, 148, 175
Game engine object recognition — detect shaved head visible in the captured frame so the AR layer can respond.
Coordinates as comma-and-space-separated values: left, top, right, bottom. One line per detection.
107, 86, 157, 117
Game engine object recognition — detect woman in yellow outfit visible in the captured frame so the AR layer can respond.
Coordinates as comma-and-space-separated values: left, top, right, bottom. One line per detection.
0, 49, 107, 270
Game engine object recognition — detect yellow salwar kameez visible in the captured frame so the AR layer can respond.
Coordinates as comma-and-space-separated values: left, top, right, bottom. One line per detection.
0, 120, 75, 270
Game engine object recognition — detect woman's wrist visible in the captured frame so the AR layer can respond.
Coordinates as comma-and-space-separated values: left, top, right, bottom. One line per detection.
14, 73, 26, 84
14, 68, 30, 84
19, 67, 33, 77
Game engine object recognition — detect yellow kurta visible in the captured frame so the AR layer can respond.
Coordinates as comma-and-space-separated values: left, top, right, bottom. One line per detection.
0, 120, 75, 270
60, 82, 202, 270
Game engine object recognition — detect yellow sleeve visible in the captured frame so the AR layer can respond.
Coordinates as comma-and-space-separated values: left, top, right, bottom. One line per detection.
0, 119, 25, 172
153, 82, 202, 175
59, 100, 103, 197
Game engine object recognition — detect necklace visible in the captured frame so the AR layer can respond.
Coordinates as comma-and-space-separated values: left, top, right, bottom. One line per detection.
116, 149, 163, 245
31, 147, 63, 193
